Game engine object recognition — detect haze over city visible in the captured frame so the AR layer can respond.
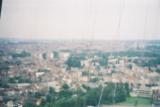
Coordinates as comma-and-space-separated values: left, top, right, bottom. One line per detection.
0, 0, 160, 40
1, 0, 160, 107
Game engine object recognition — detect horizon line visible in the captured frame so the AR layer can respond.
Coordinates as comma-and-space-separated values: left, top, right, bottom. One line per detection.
0, 37, 160, 41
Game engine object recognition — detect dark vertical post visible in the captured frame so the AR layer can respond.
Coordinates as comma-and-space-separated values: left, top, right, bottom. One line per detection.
0, 0, 2, 17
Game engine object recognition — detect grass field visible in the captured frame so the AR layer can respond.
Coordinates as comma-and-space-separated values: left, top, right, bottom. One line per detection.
119, 97, 152, 105
102, 97, 152, 107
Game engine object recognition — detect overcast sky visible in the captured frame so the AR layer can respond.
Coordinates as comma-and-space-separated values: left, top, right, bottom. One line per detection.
0, 0, 160, 40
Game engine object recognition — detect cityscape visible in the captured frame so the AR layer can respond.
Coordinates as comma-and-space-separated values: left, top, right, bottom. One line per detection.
0, 0, 160, 107
0, 39, 160, 107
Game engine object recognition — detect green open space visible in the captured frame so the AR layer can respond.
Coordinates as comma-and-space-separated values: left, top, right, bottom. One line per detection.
118, 97, 152, 106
